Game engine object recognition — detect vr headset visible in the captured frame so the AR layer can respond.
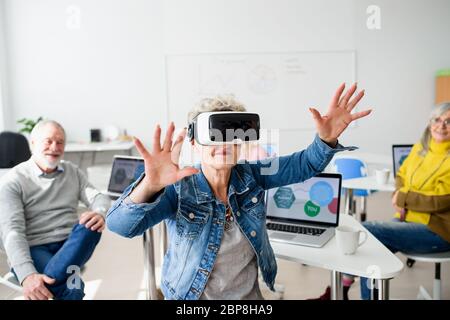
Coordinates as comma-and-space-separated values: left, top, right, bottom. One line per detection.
187, 112, 260, 145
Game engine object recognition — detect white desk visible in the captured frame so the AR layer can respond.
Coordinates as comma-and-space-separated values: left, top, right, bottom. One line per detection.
333, 152, 391, 167
65, 141, 135, 165
271, 214, 404, 300
145, 214, 403, 300
65, 141, 134, 153
342, 176, 395, 217
342, 176, 395, 192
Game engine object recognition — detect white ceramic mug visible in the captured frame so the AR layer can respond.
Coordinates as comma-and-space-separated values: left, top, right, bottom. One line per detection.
335, 226, 368, 255
375, 168, 390, 185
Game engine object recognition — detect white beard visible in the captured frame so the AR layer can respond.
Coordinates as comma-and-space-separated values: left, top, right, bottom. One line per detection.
33, 154, 61, 170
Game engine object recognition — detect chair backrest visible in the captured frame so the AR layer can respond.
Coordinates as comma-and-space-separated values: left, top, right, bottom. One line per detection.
334, 158, 369, 196
0, 131, 31, 168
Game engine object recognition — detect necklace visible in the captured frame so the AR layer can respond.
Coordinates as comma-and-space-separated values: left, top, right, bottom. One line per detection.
224, 205, 234, 231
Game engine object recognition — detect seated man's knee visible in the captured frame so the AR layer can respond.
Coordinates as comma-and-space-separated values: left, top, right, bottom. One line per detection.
72, 223, 102, 244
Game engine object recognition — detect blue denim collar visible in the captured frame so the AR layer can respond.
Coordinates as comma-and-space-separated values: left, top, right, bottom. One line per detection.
229, 166, 250, 195
192, 166, 250, 204
192, 171, 213, 204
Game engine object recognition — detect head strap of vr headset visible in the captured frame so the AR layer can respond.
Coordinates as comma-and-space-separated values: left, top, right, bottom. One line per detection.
187, 121, 195, 142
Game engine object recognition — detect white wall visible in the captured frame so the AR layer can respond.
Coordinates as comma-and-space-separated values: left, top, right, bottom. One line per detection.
3, 0, 165, 143
348, 0, 450, 154
2, 0, 450, 156
0, 0, 8, 131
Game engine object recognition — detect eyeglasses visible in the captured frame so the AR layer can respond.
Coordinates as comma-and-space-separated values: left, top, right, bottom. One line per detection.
430, 117, 450, 127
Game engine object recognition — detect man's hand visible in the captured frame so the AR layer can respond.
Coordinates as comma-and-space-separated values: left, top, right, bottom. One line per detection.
309, 83, 372, 146
22, 273, 55, 300
79, 211, 105, 232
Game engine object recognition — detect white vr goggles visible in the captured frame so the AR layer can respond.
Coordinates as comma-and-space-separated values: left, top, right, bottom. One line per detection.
187, 111, 260, 145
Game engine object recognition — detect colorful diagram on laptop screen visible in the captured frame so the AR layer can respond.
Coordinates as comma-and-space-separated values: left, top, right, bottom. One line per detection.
267, 176, 340, 224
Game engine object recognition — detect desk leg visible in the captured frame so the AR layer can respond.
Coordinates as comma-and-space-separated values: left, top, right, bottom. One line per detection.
331, 270, 343, 300
377, 279, 390, 300
344, 189, 354, 216
79, 152, 85, 168
91, 151, 97, 166
143, 229, 158, 300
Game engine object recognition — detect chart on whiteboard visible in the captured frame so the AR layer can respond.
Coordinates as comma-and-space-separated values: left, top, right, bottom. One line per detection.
166, 51, 355, 130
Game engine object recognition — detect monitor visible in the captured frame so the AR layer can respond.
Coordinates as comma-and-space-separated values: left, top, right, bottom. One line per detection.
107, 156, 145, 194
392, 144, 413, 176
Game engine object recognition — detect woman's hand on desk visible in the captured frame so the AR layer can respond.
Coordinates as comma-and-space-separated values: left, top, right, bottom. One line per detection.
131, 122, 199, 203
309, 83, 372, 147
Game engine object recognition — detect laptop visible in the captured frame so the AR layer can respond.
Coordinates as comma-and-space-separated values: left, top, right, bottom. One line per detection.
106, 155, 145, 200
392, 144, 413, 177
265, 173, 342, 248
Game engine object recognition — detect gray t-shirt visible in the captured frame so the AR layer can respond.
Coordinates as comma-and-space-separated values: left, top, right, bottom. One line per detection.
200, 218, 263, 300
0, 158, 111, 283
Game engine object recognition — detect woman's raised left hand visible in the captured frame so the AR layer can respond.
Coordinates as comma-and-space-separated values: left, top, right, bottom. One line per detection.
309, 83, 372, 146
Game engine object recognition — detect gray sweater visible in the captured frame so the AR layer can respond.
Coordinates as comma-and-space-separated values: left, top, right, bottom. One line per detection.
0, 159, 111, 283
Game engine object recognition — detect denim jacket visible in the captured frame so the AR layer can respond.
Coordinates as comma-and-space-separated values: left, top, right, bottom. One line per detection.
106, 135, 355, 300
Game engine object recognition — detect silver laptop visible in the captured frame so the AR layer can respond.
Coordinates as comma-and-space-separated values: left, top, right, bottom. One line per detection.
266, 173, 342, 248
106, 155, 145, 200
392, 144, 413, 177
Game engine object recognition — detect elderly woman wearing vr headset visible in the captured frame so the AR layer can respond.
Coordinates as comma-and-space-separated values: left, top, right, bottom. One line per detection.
106, 83, 371, 300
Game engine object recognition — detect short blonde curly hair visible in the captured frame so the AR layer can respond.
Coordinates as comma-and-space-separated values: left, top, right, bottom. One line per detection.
187, 95, 247, 124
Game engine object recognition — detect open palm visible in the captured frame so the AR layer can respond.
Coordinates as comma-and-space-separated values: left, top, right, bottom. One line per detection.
309, 83, 372, 145
133, 122, 198, 192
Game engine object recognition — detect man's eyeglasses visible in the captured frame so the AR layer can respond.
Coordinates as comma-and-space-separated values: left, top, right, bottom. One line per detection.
430, 117, 450, 126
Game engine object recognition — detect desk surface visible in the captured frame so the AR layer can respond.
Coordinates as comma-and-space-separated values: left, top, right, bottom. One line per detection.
65, 141, 134, 152
271, 214, 404, 279
333, 152, 391, 166
341, 176, 396, 192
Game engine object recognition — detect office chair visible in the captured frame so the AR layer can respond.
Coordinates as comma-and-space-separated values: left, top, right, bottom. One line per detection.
0, 131, 31, 168
333, 158, 373, 222
402, 251, 450, 300
0, 242, 22, 295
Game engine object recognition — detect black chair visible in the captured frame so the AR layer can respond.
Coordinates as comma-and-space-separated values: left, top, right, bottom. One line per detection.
0, 131, 31, 168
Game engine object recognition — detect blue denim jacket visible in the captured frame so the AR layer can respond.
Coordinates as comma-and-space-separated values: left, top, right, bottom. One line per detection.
106, 135, 355, 300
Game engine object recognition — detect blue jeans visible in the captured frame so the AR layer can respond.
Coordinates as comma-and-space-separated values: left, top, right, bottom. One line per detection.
359, 219, 450, 300
14, 224, 101, 300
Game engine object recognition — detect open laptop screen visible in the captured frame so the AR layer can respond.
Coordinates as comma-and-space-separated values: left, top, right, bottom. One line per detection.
392, 144, 413, 176
107, 156, 145, 194
266, 173, 341, 227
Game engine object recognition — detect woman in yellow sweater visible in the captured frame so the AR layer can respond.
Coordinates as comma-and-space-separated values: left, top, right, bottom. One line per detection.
315, 102, 450, 300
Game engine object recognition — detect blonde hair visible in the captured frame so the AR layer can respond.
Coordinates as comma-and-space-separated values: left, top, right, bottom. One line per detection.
419, 102, 450, 156
187, 95, 247, 124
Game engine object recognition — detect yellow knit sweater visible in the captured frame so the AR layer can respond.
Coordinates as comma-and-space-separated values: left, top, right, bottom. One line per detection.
395, 139, 450, 242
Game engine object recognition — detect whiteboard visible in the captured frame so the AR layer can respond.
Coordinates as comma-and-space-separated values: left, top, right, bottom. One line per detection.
165, 51, 356, 130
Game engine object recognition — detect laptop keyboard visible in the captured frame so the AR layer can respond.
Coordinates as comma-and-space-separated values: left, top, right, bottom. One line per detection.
266, 223, 326, 236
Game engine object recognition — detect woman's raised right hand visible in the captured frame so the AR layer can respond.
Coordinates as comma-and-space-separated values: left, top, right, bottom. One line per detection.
131, 122, 199, 201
